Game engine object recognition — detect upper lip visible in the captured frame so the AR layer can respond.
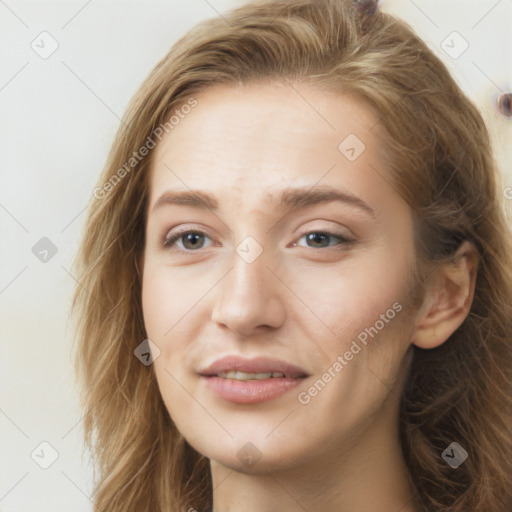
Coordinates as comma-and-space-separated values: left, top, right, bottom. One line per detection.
198, 356, 309, 379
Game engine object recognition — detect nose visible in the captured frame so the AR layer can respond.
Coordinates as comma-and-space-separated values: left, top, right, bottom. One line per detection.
210, 246, 287, 337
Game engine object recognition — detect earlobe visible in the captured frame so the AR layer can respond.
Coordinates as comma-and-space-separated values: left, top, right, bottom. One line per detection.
411, 241, 478, 349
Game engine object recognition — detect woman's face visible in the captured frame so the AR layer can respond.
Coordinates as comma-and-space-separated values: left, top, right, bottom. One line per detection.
141, 82, 419, 472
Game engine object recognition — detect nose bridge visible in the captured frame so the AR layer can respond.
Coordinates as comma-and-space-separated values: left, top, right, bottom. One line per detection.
233, 246, 266, 297
211, 237, 286, 335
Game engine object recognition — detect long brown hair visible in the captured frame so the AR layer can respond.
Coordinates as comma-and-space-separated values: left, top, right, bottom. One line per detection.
71, 1, 512, 510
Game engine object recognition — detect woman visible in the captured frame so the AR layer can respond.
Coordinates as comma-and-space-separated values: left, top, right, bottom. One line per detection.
72, 0, 512, 511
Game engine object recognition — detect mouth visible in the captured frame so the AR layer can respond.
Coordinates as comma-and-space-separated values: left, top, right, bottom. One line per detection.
198, 355, 309, 404
199, 355, 309, 380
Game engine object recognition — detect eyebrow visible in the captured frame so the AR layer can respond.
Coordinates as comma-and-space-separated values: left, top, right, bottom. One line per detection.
151, 185, 376, 218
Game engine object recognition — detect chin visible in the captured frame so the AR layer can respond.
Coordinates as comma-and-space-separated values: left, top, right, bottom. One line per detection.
182, 425, 314, 474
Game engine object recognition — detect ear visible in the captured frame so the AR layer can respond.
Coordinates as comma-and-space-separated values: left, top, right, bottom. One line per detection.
411, 241, 479, 349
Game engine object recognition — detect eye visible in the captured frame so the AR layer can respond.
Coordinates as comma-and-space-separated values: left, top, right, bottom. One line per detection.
295, 229, 354, 249
162, 228, 354, 252
163, 229, 213, 251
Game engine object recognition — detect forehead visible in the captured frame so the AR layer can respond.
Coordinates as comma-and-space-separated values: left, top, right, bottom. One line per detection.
148, 81, 393, 212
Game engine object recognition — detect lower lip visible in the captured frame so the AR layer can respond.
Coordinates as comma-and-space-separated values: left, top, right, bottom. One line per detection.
201, 376, 304, 404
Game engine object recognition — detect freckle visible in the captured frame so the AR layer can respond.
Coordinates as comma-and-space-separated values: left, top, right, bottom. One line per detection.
354, 0, 379, 15
497, 93, 512, 119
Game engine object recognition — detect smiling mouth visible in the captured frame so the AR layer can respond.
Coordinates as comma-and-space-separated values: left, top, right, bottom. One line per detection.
198, 356, 309, 404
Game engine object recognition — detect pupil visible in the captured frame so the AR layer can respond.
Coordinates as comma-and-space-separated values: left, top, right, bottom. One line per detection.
185, 233, 202, 249
308, 233, 327, 247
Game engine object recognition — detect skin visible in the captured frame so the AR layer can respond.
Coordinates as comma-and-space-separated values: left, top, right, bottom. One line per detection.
140, 82, 478, 512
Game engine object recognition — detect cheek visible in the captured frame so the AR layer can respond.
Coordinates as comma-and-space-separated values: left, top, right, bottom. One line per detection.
141, 271, 170, 341
141, 265, 205, 340
288, 248, 412, 351
141, 269, 201, 427
141, 264, 216, 391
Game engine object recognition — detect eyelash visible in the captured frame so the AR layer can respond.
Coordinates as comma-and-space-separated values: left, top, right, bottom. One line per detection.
163, 228, 355, 252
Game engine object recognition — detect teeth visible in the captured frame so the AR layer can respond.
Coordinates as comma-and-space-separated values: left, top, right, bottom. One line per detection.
218, 371, 286, 380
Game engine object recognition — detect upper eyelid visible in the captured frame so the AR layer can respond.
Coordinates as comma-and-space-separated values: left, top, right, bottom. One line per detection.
164, 226, 213, 241
163, 225, 351, 239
